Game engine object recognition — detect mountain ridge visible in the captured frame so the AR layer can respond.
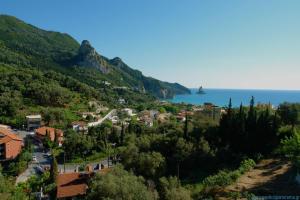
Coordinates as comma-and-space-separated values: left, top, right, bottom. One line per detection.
0, 14, 190, 98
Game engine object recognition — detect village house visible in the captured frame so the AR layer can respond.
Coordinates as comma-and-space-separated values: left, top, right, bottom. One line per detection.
118, 98, 126, 104
56, 172, 92, 199
176, 110, 194, 122
0, 128, 23, 160
35, 126, 64, 147
71, 121, 88, 134
109, 115, 119, 124
56, 167, 110, 199
137, 110, 161, 127
201, 103, 224, 121
26, 115, 42, 130
139, 115, 154, 127
122, 108, 136, 117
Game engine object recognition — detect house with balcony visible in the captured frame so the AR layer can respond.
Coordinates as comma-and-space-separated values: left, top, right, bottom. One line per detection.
0, 128, 23, 160
35, 126, 64, 147
71, 121, 88, 134
26, 115, 42, 130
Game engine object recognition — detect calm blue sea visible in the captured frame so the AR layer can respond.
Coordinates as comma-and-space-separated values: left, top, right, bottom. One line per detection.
169, 88, 300, 107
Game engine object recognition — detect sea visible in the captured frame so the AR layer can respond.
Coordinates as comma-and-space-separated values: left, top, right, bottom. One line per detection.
168, 88, 300, 107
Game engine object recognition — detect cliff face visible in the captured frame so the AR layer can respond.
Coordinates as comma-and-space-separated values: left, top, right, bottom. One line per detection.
77, 40, 110, 74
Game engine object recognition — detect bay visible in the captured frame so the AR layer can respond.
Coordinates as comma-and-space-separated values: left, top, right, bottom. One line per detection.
169, 88, 300, 107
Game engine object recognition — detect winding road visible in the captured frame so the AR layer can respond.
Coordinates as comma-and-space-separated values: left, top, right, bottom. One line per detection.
88, 109, 116, 127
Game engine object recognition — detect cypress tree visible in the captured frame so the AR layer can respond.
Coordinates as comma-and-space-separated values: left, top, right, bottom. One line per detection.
219, 98, 233, 146
247, 96, 257, 130
50, 156, 58, 183
228, 98, 232, 115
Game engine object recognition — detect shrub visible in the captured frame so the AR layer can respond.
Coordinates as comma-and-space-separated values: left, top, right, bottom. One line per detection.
202, 159, 255, 190
239, 159, 256, 174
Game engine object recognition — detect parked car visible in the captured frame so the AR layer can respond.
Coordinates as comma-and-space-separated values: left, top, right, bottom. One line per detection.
35, 165, 44, 174
32, 156, 38, 163
43, 152, 51, 157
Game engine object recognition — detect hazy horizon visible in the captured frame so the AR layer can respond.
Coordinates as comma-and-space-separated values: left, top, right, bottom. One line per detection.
1, 0, 300, 90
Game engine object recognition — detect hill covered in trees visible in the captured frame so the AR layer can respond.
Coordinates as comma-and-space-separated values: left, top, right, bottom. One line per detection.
0, 15, 190, 99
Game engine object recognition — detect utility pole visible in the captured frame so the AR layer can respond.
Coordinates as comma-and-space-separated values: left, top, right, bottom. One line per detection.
64, 151, 66, 173
108, 145, 110, 168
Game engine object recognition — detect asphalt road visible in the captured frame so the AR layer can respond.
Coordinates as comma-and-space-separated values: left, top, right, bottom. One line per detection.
88, 109, 116, 127
15, 130, 51, 184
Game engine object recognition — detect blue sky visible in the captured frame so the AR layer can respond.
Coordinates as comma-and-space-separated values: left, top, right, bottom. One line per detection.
1, 0, 300, 90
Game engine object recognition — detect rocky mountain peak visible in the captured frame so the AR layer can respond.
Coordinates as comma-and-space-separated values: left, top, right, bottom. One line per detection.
77, 40, 110, 74
110, 57, 125, 68
111, 57, 122, 62
79, 40, 95, 56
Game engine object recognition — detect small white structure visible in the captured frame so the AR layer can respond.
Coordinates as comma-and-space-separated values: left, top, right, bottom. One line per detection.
110, 116, 119, 124
26, 115, 42, 130
103, 81, 111, 86
122, 108, 136, 117
72, 121, 88, 133
118, 98, 126, 104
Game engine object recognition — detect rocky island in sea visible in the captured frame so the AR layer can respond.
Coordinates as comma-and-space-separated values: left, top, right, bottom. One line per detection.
196, 86, 205, 94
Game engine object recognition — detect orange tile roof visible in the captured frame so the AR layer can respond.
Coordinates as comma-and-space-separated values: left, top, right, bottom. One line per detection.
57, 184, 87, 198
35, 127, 63, 142
0, 136, 12, 144
35, 127, 55, 136
56, 168, 111, 199
0, 128, 22, 144
56, 172, 92, 199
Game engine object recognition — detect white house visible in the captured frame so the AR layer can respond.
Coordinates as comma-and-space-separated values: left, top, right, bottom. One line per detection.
122, 108, 136, 117
118, 98, 126, 104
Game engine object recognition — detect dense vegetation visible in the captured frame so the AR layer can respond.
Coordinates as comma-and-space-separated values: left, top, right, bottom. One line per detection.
45, 98, 299, 199
0, 14, 190, 100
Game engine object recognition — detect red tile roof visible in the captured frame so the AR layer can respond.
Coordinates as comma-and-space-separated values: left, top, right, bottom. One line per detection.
57, 184, 87, 198
0, 128, 22, 144
35, 127, 55, 136
56, 168, 111, 199
56, 172, 92, 199
0, 136, 13, 144
35, 127, 63, 143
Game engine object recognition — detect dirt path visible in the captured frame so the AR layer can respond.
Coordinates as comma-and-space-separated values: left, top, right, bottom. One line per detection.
220, 159, 300, 198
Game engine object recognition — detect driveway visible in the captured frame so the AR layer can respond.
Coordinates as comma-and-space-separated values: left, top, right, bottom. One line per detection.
15, 133, 51, 184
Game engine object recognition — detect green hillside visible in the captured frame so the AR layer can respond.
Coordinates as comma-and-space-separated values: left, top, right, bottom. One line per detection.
0, 15, 190, 99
